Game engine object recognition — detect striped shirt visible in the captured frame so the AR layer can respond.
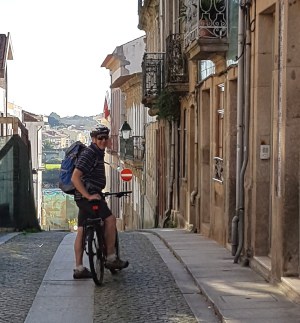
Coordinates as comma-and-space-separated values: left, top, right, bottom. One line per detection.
74, 143, 106, 200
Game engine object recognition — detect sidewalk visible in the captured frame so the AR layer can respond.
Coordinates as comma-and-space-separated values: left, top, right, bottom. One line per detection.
19, 229, 300, 322
25, 233, 94, 323
148, 229, 300, 323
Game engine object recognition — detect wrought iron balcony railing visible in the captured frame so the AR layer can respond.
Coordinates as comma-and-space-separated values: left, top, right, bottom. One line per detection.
142, 53, 165, 103
183, 0, 228, 48
119, 136, 144, 162
165, 34, 188, 84
213, 157, 223, 183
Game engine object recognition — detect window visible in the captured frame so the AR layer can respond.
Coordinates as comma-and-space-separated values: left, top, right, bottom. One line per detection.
213, 83, 224, 183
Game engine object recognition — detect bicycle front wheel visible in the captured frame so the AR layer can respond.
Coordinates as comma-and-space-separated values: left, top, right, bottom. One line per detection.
88, 229, 104, 286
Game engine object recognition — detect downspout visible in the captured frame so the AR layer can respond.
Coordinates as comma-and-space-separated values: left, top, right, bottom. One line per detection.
5, 66, 8, 136
231, 1, 245, 256
190, 91, 198, 208
233, 1, 252, 263
36, 125, 43, 225
141, 122, 147, 228
163, 121, 175, 226
159, 0, 164, 52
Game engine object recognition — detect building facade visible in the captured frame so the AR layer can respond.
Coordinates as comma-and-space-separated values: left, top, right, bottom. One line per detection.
138, 0, 300, 292
101, 36, 158, 229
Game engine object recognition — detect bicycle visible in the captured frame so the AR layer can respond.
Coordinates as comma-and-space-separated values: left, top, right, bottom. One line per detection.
83, 190, 132, 286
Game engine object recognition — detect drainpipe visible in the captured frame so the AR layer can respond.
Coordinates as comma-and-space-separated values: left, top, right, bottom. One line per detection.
190, 94, 198, 208
159, 0, 164, 52
231, 1, 245, 256
163, 121, 175, 226
5, 66, 8, 136
141, 121, 147, 229
232, 1, 252, 263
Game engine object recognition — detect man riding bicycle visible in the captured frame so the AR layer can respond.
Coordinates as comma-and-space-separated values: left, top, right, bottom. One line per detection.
71, 124, 128, 279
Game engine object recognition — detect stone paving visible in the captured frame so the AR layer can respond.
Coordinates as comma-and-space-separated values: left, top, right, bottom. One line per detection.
94, 232, 216, 323
1, 230, 219, 323
0, 231, 68, 323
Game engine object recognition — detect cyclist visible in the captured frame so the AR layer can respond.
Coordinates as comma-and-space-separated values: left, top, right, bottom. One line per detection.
71, 124, 128, 279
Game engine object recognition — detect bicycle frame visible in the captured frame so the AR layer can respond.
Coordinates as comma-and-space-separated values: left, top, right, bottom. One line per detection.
82, 191, 132, 286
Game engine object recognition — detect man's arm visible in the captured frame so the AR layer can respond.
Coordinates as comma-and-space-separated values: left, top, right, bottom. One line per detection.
71, 168, 100, 200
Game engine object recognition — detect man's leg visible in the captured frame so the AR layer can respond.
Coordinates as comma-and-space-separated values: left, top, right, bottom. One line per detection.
104, 214, 129, 270
73, 202, 92, 279
74, 226, 84, 267
104, 214, 116, 256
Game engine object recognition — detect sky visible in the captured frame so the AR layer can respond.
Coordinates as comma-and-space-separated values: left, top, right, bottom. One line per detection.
0, 0, 145, 117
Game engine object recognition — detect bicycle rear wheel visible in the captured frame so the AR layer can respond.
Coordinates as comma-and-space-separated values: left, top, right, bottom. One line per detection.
88, 229, 104, 286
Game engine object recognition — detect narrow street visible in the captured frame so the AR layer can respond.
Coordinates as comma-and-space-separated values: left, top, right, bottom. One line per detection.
0, 231, 219, 323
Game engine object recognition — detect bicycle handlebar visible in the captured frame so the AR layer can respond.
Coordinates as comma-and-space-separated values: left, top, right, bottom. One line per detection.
88, 191, 132, 202
103, 191, 132, 198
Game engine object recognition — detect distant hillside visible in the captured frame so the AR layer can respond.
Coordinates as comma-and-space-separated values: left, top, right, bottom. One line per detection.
48, 112, 99, 129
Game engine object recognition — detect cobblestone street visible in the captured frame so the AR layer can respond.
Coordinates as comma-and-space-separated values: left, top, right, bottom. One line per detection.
2, 229, 297, 323
94, 232, 215, 323
0, 231, 219, 323
0, 231, 68, 323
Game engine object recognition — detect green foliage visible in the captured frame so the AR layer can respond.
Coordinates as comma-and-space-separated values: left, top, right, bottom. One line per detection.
22, 227, 42, 234
45, 163, 61, 170
43, 140, 55, 150
48, 112, 61, 127
155, 89, 181, 122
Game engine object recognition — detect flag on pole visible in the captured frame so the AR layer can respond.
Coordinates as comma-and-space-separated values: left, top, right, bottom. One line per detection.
103, 97, 110, 119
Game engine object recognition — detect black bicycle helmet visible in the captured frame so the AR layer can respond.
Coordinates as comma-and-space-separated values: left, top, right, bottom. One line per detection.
90, 124, 110, 138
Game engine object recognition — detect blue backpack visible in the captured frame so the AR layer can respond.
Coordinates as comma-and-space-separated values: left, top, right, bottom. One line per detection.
58, 141, 89, 195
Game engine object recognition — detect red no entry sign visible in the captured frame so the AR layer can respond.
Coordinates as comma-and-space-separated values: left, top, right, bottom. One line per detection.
120, 168, 133, 181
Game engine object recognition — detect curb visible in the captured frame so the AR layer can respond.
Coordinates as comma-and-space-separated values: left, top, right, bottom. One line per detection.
0, 232, 21, 245
140, 229, 224, 322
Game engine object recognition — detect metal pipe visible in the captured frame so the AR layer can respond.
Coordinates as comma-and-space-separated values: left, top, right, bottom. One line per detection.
231, 0, 245, 256
190, 100, 198, 206
159, 0, 164, 52
234, 2, 252, 263
163, 121, 175, 227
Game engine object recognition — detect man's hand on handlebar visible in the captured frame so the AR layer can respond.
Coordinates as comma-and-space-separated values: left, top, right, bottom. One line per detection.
87, 193, 101, 201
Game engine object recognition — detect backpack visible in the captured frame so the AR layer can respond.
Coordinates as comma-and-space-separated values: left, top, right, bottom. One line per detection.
59, 141, 95, 195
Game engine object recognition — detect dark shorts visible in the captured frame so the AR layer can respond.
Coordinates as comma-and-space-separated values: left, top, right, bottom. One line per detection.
76, 199, 112, 227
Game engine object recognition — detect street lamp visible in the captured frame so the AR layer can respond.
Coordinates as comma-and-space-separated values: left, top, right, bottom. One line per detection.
119, 121, 132, 140
119, 121, 132, 159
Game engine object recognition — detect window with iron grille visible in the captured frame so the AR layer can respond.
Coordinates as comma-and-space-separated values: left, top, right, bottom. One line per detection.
213, 83, 224, 183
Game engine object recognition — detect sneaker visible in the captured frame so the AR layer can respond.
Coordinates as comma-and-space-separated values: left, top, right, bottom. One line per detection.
105, 258, 129, 270
73, 267, 92, 279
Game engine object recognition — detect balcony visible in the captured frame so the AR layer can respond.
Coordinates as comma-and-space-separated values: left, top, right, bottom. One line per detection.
165, 34, 189, 93
183, 0, 229, 60
119, 136, 144, 168
141, 53, 165, 108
